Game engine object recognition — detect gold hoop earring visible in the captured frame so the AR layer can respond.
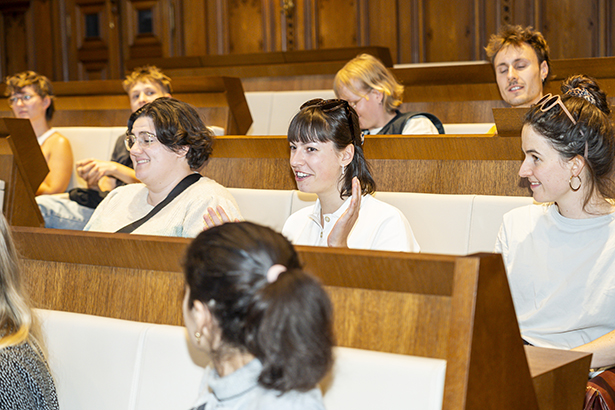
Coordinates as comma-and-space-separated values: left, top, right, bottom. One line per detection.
569, 175, 582, 192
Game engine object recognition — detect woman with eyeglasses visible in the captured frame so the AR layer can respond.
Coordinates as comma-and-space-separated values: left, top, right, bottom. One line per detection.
495, 75, 615, 370
281, 98, 419, 251
333, 54, 444, 135
5, 71, 73, 195
183, 221, 333, 410
84, 97, 241, 237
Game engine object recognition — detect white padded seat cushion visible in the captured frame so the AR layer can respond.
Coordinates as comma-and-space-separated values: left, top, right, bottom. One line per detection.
38, 309, 150, 410
323, 347, 446, 410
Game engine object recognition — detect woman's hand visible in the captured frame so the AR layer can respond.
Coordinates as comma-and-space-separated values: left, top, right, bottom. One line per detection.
203, 205, 239, 229
327, 177, 361, 248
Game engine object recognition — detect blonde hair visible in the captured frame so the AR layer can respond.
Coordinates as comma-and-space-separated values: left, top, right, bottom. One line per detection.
334, 54, 404, 114
4, 71, 55, 121
122, 65, 172, 94
0, 214, 39, 351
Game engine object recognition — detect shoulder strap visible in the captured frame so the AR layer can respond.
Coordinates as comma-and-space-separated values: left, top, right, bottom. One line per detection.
116, 173, 202, 234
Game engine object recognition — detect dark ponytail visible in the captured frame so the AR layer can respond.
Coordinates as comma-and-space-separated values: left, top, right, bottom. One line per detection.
246, 268, 334, 391
183, 222, 334, 392
287, 99, 376, 198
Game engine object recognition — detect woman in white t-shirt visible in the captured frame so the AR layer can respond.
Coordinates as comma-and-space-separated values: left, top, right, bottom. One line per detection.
495, 75, 615, 373
204, 99, 419, 252
281, 98, 419, 252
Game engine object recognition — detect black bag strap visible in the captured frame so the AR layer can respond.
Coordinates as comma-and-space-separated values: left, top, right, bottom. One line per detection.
115, 173, 202, 234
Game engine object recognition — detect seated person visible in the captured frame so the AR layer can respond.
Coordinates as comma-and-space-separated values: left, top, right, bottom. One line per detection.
282, 99, 420, 252
495, 76, 615, 370
203, 99, 419, 251
5, 71, 73, 195
334, 54, 444, 135
183, 221, 333, 410
0, 213, 59, 409
36, 65, 172, 230
84, 97, 241, 237
485, 25, 551, 133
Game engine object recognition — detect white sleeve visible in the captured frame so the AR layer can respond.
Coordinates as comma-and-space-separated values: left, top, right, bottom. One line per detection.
401, 116, 439, 135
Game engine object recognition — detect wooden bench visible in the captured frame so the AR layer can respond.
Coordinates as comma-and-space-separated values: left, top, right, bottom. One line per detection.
205, 134, 528, 196
0, 76, 252, 135
12, 227, 591, 410
125, 46, 392, 92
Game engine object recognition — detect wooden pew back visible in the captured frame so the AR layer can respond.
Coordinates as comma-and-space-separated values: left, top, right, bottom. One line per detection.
12, 227, 590, 410
204, 135, 529, 196
0, 76, 252, 135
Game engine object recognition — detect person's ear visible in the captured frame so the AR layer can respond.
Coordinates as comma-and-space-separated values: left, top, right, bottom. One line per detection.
539, 60, 549, 82
341, 144, 354, 167
176, 145, 189, 159
570, 154, 586, 177
371, 89, 384, 104
41, 95, 51, 110
191, 300, 211, 336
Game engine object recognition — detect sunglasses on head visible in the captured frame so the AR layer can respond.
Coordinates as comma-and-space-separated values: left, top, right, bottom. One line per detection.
300, 98, 362, 145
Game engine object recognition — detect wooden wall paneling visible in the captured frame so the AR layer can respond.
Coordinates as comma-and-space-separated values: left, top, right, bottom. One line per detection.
1, 2, 30, 77
422, 0, 477, 62
539, 0, 601, 59
30, 0, 57, 79
227, 0, 264, 54
398, 1, 415, 63
366, 0, 398, 62
124, 0, 164, 59
182, 0, 208, 55
72, 0, 114, 80
315, 0, 357, 49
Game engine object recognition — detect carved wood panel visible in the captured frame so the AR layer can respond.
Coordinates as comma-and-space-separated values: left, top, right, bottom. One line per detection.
3, 0, 615, 80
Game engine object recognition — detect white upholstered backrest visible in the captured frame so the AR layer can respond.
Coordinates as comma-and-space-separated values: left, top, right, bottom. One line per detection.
55, 127, 127, 190
323, 347, 446, 410
228, 188, 295, 232
375, 192, 475, 255
38, 309, 150, 410
468, 195, 534, 253
38, 309, 447, 410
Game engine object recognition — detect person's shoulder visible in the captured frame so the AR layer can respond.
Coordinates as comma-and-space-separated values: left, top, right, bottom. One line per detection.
501, 203, 550, 232
48, 130, 71, 146
252, 387, 325, 410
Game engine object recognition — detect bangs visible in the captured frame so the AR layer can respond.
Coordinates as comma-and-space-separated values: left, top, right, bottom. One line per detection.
287, 109, 332, 144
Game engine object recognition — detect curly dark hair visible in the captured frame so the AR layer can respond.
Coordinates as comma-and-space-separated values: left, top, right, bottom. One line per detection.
524, 75, 615, 210
127, 97, 213, 170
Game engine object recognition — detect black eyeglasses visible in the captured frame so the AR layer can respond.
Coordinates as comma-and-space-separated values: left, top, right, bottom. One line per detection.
300, 98, 363, 145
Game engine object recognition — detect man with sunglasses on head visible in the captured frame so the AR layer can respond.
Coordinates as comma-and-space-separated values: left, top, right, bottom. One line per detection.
5, 71, 74, 195
35, 66, 172, 230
